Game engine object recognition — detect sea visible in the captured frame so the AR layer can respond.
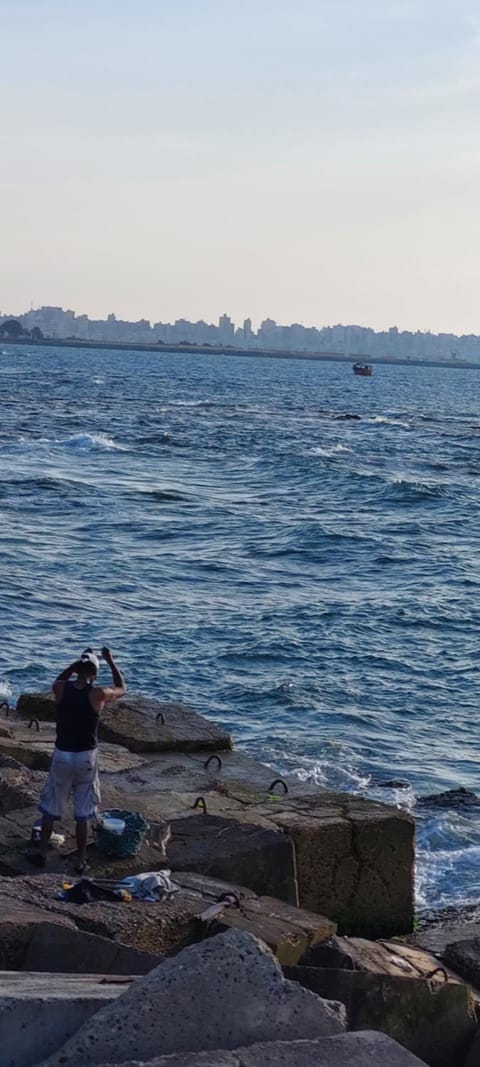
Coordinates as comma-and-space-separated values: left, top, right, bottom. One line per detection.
0, 344, 479, 916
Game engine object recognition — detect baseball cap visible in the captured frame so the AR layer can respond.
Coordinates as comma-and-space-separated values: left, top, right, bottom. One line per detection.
80, 648, 100, 672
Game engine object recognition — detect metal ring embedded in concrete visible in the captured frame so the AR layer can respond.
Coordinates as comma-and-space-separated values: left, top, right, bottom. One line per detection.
204, 754, 222, 771
156, 712, 165, 725
28, 719, 40, 732
268, 778, 288, 794
193, 796, 207, 814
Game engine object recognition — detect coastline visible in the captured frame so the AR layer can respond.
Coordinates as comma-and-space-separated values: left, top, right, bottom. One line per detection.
1, 335, 478, 370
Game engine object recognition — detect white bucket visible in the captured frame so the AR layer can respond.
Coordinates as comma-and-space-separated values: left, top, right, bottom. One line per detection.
102, 817, 125, 836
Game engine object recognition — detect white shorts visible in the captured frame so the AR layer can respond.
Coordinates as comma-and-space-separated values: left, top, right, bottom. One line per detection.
39, 748, 101, 822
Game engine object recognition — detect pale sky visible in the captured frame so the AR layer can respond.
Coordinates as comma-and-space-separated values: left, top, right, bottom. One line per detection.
1, 0, 480, 333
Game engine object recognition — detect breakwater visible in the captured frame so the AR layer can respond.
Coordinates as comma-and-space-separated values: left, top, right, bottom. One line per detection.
0, 347, 479, 915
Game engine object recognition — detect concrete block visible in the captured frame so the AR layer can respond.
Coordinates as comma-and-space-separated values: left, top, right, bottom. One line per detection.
0, 717, 145, 774
0, 754, 46, 815
444, 937, 480, 988
0, 970, 126, 1067
95, 1032, 429, 1066
0, 872, 333, 966
262, 793, 414, 937
287, 965, 476, 1067
16, 692, 232, 753
166, 814, 297, 903
23, 923, 160, 975
41, 929, 346, 1065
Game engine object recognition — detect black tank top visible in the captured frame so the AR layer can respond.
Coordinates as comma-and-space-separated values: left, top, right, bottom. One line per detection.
56, 681, 99, 752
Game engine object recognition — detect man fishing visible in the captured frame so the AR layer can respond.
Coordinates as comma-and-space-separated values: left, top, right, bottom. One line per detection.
29, 646, 126, 873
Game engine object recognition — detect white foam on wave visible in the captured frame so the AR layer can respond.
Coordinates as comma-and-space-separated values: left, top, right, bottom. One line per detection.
365, 415, 410, 428
310, 443, 352, 458
54, 432, 125, 451
0, 680, 12, 700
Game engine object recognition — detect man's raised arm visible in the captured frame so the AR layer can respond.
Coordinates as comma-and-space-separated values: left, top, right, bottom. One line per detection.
100, 647, 126, 703
53, 660, 80, 699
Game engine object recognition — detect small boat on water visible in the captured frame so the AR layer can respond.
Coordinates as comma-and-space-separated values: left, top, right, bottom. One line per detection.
353, 362, 372, 377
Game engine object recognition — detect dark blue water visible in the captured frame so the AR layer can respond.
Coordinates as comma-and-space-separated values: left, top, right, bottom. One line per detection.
1, 345, 479, 911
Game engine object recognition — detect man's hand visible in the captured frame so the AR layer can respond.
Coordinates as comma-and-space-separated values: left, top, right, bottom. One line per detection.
91, 647, 126, 712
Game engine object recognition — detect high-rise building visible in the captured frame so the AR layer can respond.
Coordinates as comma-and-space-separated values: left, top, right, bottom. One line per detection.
218, 314, 234, 343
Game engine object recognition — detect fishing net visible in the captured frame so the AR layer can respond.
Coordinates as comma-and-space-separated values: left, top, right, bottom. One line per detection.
94, 808, 150, 858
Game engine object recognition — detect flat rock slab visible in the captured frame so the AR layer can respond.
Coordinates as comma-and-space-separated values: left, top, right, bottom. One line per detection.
101, 749, 317, 803
0, 724, 145, 773
41, 929, 345, 1065
0, 871, 334, 966
303, 934, 453, 980
97, 1032, 429, 1066
16, 692, 233, 753
0, 970, 126, 1067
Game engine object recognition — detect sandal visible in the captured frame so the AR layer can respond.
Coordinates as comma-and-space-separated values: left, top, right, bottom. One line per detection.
74, 861, 89, 875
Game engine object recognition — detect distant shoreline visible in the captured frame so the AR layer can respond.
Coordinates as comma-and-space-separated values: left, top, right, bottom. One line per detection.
0, 335, 478, 370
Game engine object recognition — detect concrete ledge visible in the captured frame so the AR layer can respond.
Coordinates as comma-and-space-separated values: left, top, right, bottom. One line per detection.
0, 971, 126, 1067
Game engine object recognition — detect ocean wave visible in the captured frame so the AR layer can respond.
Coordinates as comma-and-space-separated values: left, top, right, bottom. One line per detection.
50, 432, 125, 451
310, 444, 352, 458
0, 681, 12, 701
380, 477, 449, 503
365, 415, 411, 428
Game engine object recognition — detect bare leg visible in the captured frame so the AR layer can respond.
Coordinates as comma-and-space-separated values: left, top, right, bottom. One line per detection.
76, 819, 88, 869
40, 814, 55, 858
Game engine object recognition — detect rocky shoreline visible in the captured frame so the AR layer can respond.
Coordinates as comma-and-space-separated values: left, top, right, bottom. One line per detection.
1, 693, 480, 1066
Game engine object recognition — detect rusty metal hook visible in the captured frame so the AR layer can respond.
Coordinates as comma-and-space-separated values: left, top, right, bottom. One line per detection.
156, 711, 165, 725
28, 719, 40, 732
193, 796, 207, 814
268, 778, 288, 794
204, 754, 222, 771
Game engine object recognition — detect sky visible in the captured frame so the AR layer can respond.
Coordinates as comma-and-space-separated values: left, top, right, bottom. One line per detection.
1, 0, 480, 334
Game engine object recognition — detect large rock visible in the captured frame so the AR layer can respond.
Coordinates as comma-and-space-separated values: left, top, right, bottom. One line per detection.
0, 971, 126, 1067
444, 937, 480, 988
41, 929, 346, 1065
96, 1032, 430, 1065
258, 793, 414, 937
0, 901, 160, 974
0, 754, 46, 814
0, 872, 335, 966
301, 935, 453, 979
16, 692, 232, 753
165, 814, 297, 903
287, 965, 476, 1067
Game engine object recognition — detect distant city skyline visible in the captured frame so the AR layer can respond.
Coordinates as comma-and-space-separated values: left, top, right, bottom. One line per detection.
1, 2, 479, 334
2, 303, 479, 363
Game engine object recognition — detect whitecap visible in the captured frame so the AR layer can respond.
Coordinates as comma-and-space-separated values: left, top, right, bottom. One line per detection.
0, 680, 12, 700
310, 443, 352, 458
55, 432, 125, 451
365, 415, 410, 428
